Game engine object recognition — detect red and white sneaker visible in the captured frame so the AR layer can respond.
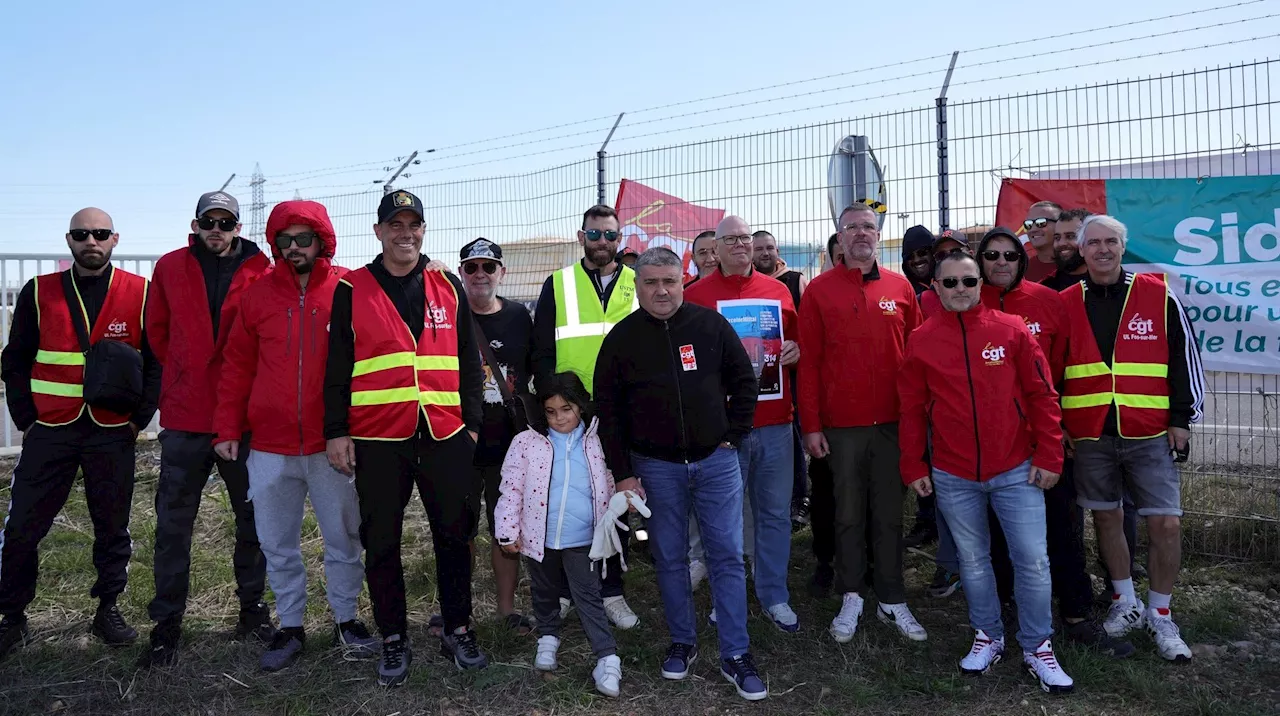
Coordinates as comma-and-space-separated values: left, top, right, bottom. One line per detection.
1023, 639, 1074, 694
959, 630, 1004, 675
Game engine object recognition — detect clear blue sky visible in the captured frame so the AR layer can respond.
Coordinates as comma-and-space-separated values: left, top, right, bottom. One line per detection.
2, 0, 1277, 256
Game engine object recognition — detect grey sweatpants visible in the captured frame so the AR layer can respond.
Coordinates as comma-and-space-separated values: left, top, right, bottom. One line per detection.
246, 450, 365, 628
525, 547, 617, 658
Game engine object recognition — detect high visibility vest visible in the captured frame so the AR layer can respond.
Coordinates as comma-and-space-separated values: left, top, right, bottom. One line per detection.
343, 267, 464, 441
31, 268, 147, 428
1060, 273, 1171, 440
551, 263, 637, 394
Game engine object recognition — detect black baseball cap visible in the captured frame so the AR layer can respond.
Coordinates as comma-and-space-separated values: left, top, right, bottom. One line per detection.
932, 229, 970, 250
377, 190, 425, 224
459, 237, 503, 264
617, 246, 639, 258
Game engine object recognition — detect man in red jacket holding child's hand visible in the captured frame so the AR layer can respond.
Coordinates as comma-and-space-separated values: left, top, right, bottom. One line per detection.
898, 251, 1075, 694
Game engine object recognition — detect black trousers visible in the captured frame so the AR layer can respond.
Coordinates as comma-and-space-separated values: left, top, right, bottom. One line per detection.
354, 430, 478, 636
990, 458, 1094, 620
0, 417, 135, 615
809, 455, 835, 566
148, 429, 266, 623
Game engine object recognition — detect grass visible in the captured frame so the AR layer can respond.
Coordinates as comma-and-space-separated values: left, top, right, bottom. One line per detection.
1, 443, 1279, 715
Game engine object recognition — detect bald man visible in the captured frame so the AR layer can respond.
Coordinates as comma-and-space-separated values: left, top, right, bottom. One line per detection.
0, 208, 161, 661
685, 216, 802, 632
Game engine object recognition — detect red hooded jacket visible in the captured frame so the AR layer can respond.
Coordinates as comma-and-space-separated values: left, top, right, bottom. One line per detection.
898, 302, 1063, 484
148, 234, 270, 433
212, 201, 347, 455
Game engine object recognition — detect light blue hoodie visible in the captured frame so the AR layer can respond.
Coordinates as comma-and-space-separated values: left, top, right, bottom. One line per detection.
544, 421, 595, 549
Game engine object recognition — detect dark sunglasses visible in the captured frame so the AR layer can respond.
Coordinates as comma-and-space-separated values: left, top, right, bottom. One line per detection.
584, 229, 621, 242
197, 216, 238, 231
68, 229, 113, 242
940, 276, 980, 289
1023, 217, 1057, 230
934, 247, 968, 263
274, 232, 318, 250
908, 247, 932, 260
463, 261, 499, 275
982, 249, 1021, 262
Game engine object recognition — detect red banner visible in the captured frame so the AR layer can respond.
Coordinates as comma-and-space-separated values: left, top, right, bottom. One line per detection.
615, 179, 725, 280
994, 178, 1108, 230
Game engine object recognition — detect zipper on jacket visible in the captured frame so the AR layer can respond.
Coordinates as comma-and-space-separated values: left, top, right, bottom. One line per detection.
297, 291, 306, 456
1014, 398, 1027, 424
663, 321, 690, 463
551, 430, 577, 549
957, 313, 983, 479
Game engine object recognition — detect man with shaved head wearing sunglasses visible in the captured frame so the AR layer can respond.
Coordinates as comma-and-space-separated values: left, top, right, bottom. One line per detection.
0, 208, 161, 662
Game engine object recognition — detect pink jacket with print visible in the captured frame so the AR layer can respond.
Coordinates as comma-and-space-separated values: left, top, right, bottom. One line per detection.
494, 418, 616, 563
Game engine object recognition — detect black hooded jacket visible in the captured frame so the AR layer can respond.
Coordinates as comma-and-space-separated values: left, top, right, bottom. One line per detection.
901, 225, 935, 297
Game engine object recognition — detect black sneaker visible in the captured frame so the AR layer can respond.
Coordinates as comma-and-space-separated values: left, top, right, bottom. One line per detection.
260, 627, 306, 672
927, 566, 962, 599
334, 619, 380, 661
440, 627, 488, 670
720, 653, 768, 701
808, 562, 834, 599
1064, 618, 1136, 659
377, 634, 412, 687
0, 614, 30, 662
137, 619, 182, 669
91, 603, 138, 645
904, 520, 938, 549
234, 602, 278, 644
660, 642, 698, 680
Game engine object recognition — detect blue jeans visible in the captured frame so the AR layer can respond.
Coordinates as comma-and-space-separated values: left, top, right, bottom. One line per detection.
634, 447, 749, 659
739, 423, 793, 608
933, 461, 1053, 651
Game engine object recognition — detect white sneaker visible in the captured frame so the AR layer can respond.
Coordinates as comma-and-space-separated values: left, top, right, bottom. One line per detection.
689, 560, 708, 592
1023, 639, 1074, 693
959, 630, 1004, 674
765, 603, 799, 633
604, 596, 639, 630
533, 635, 560, 671
708, 607, 717, 626
1103, 597, 1145, 638
593, 654, 622, 697
877, 602, 928, 642
558, 597, 573, 621
829, 592, 864, 643
1145, 610, 1193, 662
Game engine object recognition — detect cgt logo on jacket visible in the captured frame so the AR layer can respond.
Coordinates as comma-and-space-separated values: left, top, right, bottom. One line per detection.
1023, 317, 1042, 336
1124, 314, 1158, 341
981, 342, 1006, 366
105, 319, 129, 339
427, 303, 454, 330
878, 297, 898, 315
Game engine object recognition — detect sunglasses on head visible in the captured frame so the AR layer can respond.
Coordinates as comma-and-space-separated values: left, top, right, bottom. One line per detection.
1023, 217, 1057, 230
197, 216, 238, 232
941, 276, 980, 289
982, 249, 1021, 262
934, 247, 968, 263
68, 229, 113, 242
583, 229, 621, 242
463, 261, 499, 275
274, 232, 317, 250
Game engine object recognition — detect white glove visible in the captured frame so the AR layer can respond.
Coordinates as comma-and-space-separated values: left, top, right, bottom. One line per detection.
589, 490, 651, 577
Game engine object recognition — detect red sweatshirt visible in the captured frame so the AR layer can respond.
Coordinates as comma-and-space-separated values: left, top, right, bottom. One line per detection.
684, 268, 798, 429
980, 281, 1067, 385
898, 303, 1063, 484
798, 263, 920, 434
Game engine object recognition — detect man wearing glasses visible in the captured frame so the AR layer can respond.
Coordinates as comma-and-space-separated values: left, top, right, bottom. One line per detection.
530, 204, 640, 630
798, 203, 927, 645
0, 208, 161, 662
142, 191, 275, 668
457, 237, 535, 636
899, 251, 1074, 693
1022, 201, 1061, 284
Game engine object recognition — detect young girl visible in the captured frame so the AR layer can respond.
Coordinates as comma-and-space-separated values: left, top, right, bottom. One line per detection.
494, 372, 622, 697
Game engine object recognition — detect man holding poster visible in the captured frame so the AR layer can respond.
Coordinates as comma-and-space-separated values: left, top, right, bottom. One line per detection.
686, 216, 802, 632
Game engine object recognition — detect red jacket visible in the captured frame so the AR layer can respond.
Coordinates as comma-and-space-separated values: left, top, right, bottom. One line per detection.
213, 201, 347, 455
798, 263, 920, 433
147, 235, 270, 433
685, 268, 798, 429
980, 281, 1067, 385
898, 303, 1063, 484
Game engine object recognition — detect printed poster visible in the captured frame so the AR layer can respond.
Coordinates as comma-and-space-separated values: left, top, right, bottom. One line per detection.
716, 298, 784, 401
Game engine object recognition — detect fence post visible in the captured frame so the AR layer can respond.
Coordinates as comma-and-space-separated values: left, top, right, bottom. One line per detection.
936, 52, 959, 232
597, 113, 625, 206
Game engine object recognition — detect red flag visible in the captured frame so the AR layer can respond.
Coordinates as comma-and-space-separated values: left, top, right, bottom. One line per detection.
995, 178, 1108, 283
615, 179, 725, 280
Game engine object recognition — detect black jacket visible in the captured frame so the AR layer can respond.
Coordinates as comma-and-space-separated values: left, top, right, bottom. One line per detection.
530, 259, 628, 387
191, 236, 261, 338
901, 225, 936, 297
324, 255, 483, 439
593, 302, 757, 478
0, 265, 161, 432
1083, 271, 1205, 432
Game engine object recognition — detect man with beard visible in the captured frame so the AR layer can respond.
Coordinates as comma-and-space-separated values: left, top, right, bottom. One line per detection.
1022, 201, 1061, 284
0, 208, 161, 661
899, 225, 935, 297
530, 204, 640, 629
686, 230, 719, 287
1042, 208, 1090, 291
751, 230, 806, 309
143, 191, 275, 668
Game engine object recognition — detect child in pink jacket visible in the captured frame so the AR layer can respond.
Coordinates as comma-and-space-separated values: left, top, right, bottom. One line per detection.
494, 372, 621, 697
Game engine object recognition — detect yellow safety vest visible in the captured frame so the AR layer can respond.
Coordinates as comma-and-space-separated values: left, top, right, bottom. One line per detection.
551, 262, 637, 395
